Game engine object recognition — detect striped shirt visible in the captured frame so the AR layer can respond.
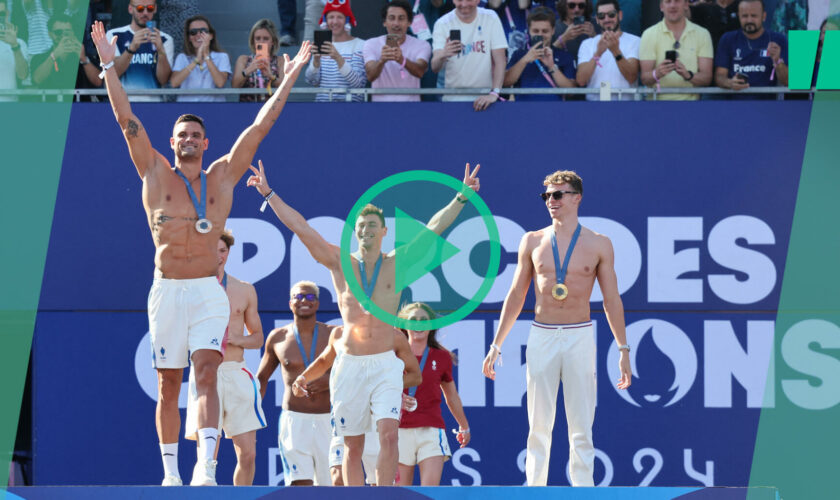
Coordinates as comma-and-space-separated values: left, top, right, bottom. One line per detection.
23, 0, 52, 56
304, 37, 366, 102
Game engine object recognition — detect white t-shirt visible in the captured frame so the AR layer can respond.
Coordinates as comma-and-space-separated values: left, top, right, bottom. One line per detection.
0, 39, 29, 102
578, 32, 640, 101
432, 8, 508, 101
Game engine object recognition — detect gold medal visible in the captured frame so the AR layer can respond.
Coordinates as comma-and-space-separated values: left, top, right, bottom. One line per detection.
551, 283, 569, 301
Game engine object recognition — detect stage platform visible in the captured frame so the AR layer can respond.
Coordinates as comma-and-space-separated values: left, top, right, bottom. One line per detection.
6, 486, 780, 500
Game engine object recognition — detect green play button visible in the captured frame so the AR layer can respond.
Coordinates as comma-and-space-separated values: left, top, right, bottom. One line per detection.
394, 207, 461, 294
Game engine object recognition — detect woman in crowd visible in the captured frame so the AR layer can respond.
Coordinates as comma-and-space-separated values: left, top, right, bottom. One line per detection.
169, 14, 229, 102
397, 302, 470, 486
304, 0, 365, 102
553, 0, 597, 63
232, 18, 283, 102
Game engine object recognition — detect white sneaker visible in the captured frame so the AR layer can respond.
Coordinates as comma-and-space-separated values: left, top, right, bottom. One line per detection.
190, 459, 217, 486
161, 474, 182, 486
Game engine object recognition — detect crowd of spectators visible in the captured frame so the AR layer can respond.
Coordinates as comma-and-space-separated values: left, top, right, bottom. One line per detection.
0, 0, 836, 105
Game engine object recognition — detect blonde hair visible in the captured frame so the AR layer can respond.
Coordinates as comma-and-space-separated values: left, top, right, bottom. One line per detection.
543, 170, 583, 195
290, 280, 319, 299
248, 18, 280, 55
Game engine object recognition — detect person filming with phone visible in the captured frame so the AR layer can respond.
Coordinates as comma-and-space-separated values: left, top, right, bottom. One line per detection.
639, 0, 712, 100
106, 0, 174, 102
0, 0, 29, 102
552, 0, 597, 65
504, 7, 576, 101
305, 0, 366, 103
31, 13, 101, 97
363, 0, 430, 102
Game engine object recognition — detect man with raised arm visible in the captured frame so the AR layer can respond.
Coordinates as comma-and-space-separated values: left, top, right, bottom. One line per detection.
245, 160, 480, 485
256, 280, 336, 486
90, 21, 311, 486
482, 170, 632, 487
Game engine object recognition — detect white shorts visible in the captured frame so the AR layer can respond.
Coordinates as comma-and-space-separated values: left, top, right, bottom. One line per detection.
398, 427, 452, 466
148, 276, 229, 369
329, 431, 380, 485
329, 350, 404, 436
277, 410, 332, 485
185, 361, 267, 439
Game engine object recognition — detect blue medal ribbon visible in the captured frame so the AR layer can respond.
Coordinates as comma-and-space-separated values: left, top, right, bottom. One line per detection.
551, 223, 582, 289
407, 346, 429, 398
293, 324, 319, 367
356, 253, 383, 298
174, 168, 211, 232
220, 272, 227, 290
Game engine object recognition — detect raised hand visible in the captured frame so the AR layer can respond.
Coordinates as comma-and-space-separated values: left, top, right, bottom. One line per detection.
462, 163, 481, 192
246, 159, 271, 196
283, 40, 312, 77
91, 20, 116, 64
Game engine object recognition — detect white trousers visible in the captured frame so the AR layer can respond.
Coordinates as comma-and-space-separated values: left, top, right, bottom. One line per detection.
525, 321, 596, 486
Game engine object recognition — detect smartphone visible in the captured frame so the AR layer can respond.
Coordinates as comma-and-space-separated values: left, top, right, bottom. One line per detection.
734, 72, 749, 83
573, 16, 586, 25
256, 42, 269, 59
314, 29, 331, 50
665, 50, 678, 62
531, 34, 543, 47
449, 29, 461, 42
146, 20, 156, 31
386, 33, 400, 47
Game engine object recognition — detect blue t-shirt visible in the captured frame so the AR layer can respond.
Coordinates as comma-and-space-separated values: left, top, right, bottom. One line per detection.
492, 0, 558, 57
715, 29, 787, 87
507, 46, 576, 101
106, 25, 175, 92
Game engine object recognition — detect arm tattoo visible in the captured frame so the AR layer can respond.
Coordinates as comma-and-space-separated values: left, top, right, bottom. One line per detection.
126, 120, 139, 138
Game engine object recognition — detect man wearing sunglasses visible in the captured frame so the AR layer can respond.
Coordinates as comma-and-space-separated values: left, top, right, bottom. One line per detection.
31, 14, 101, 95
576, 0, 640, 100
639, 0, 713, 99
184, 230, 266, 486
105, 0, 174, 102
483, 171, 631, 487
256, 281, 336, 486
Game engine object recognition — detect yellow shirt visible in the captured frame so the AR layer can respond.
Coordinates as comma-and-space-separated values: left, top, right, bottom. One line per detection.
639, 19, 713, 100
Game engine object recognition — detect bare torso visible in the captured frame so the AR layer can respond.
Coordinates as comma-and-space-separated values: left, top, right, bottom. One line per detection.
145, 154, 234, 279
530, 225, 603, 324
271, 322, 333, 413
221, 274, 250, 363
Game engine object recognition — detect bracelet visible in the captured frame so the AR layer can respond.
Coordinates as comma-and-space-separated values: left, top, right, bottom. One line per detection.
193, 57, 201, 65
490, 343, 501, 353
241, 70, 248, 78
260, 189, 275, 213
98, 60, 115, 79
125, 47, 136, 55
456, 193, 468, 204
618, 344, 631, 352
459, 428, 470, 434
489, 91, 506, 102
652, 68, 660, 91
682, 70, 694, 82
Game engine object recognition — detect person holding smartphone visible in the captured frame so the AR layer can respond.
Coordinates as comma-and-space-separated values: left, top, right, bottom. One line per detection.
233, 18, 283, 103
552, 0, 598, 65
0, 0, 30, 102
170, 15, 230, 102
363, 0, 431, 102
431, 0, 508, 111
105, 0, 174, 102
304, 0, 366, 103
31, 13, 102, 98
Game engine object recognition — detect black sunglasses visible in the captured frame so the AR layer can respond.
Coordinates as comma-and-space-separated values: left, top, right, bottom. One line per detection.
597, 11, 618, 19
567, 2, 586, 8
292, 293, 318, 301
189, 27, 209, 36
673, 41, 681, 49
540, 190, 579, 201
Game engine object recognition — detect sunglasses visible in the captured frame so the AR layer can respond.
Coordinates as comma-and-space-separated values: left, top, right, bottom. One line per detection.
540, 190, 579, 201
292, 293, 318, 301
568, 2, 586, 9
673, 41, 681, 49
133, 4, 156, 13
597, 11, 618, 19
189, 27, 209, 36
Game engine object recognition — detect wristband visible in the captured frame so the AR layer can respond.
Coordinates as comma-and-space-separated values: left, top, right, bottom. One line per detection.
489, 89, 506, 102
456, 193, 468, 203
652, 68, 660, 91
490, 343, 501, 353
126, 47, 137, 55
98, 60, 115, 79
452, 428, 470, 435
260, 189, 275, 212
242, 70, 248, 78
618, 344, 631, 352
592, 55, 602, 68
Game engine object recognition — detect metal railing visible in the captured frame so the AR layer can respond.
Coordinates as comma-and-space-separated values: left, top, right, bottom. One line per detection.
0, 86, 816, 102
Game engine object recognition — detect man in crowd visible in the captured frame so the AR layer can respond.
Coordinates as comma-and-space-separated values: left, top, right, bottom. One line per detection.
576, 0, 640, 101
105, 0, 174, 101
0, 0, 29, 102
639, 0, 713, 100
364, 0, 431, 102
257, 281, 335, 486
431, 0, 508, 111
185, 230, 266, 486
690, 0, 740, 52
503, 6, 577, 101
31, 13, 101, 94
714, 0, 787, 96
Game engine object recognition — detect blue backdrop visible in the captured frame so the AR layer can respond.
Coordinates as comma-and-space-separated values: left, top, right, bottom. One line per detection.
33, 101, 811, 486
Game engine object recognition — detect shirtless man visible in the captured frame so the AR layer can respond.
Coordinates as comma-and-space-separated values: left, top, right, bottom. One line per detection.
90, 21, 311, 485
184, 230, 266, 486
246, 160, 480, 485
482, 170, 632, 487
256, 281, 335, 486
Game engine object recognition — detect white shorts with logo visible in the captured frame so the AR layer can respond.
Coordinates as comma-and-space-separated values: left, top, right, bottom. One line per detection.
329, 431, 380, 485
185, 361, 267, 439
329, 350, 404, 436
148, 276, 229, 369
398, 427, 452, 466
277, 410, 332, 485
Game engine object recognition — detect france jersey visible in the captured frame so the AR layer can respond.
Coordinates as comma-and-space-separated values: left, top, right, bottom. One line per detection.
105, 25, 175, 96
715, 29, 787, 87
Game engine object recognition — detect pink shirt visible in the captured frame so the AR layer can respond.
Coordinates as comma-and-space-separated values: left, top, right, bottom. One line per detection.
363, 34, 432, 102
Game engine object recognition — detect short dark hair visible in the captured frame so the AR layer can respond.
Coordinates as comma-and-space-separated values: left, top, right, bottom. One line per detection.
738, 0, 765, 11
595, 0, 621, 12
527, 7, 556, 28
556, 0, 593, 21
174, 114, 206, 134
382, 0, 414, 23
220, 229, 234, 248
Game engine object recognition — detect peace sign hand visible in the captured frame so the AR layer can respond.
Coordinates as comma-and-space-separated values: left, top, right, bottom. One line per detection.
246, 159, 271, 197
462, 163, 481, 193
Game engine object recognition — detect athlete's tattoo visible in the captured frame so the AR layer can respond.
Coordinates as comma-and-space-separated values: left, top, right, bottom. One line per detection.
126, 120, 139, 138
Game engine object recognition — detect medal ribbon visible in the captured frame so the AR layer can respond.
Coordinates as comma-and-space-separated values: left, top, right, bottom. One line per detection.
551, 223, 582, 290
174, 168, 208, 223
293, 324, 319, 367
356, 253, 383, 298
407, 346, 429, 398
219, 272, 227, 289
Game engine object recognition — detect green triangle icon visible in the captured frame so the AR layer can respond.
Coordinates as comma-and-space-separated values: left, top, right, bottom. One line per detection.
394, 207, 461, 294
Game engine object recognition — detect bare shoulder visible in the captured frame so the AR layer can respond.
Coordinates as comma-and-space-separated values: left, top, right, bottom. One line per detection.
583, 226, 613, 252
522, 229, 545, 250
266, 324, 291, 346
329, 325, 344, 342
318, 322, 337, 334
206, 155, 231, 177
